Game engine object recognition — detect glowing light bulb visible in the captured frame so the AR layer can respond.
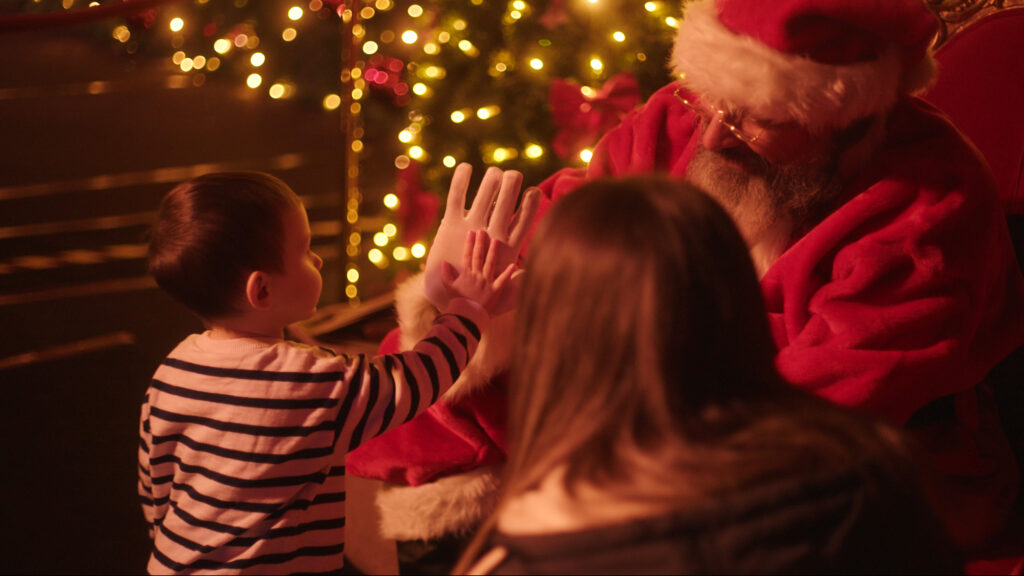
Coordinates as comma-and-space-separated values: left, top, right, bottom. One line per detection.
214, 38, 232, 54
580, 148, 593, 162
613, 31, 625, 42
393, 247, 410, 261
383, 194, 399, 209
525, 144, 544, 159
590, 58, 603, 71
373, 232, 389, 246
383, 223, 398, 237
323, 94, 341, 110
411, 243, 427, 258
250, 52, 265, 67
347, 268, 360, 282
450, 110, 466, 123
247, 73, 262, 88
408, 4, 423, 17
443, 156, 457, 168
169, 18, 184, 32
529, 58, 544, 70
288, 6, 304, 20
402, 30, 418, 44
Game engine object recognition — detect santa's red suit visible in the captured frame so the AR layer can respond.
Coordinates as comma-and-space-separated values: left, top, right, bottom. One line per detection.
349, 0, 1024, 560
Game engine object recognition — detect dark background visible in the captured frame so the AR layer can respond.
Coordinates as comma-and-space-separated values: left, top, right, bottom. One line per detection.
0, 26, 378, 573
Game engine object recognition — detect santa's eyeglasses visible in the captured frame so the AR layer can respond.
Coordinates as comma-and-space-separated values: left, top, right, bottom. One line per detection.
673, 89, 769, 144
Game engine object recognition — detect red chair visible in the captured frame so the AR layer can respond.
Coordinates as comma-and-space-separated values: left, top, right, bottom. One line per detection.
923, 7, 1024, 575
925, 7, 1024, 217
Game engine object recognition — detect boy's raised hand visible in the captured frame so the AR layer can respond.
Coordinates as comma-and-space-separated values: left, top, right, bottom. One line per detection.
440, 229, 517, 316
424, 163, 540, 312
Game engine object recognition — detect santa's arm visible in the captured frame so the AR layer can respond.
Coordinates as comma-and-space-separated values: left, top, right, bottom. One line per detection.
765, 150, 1024, 424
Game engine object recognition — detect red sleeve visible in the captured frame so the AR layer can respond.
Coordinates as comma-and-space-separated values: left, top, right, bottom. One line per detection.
763, 99, 1024, 424
525, 82, 701, 250
346, 327, 509, 486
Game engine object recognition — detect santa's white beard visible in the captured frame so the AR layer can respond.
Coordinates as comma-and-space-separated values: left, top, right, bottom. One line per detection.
686, 145, 841, 275
689, 145, 840, 232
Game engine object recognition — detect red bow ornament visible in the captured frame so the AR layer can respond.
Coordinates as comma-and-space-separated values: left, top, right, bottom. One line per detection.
549, 72, 640, 159
396, 161, 441, 246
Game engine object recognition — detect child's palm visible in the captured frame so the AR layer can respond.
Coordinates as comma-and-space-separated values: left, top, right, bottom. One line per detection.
441, 230, 516, 315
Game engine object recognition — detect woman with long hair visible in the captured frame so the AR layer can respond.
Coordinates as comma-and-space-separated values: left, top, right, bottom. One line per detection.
455, 176, 959, 574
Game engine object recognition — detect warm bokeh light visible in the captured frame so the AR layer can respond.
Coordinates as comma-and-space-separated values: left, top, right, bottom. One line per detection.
84, 0, 680, 297
322, 93, 341, 110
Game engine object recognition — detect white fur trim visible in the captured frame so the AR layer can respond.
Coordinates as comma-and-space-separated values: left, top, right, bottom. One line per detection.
375, 464, 503, 541
393, 272, 515, 404
671, 0, 937, 130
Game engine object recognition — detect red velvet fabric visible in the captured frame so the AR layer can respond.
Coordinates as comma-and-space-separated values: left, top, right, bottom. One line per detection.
715, 0, 938, 66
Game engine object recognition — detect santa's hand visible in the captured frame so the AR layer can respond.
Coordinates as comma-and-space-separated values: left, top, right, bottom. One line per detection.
424, 163, 540, 311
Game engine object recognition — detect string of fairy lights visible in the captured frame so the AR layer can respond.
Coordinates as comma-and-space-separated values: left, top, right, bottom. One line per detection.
29, 0, 681, 303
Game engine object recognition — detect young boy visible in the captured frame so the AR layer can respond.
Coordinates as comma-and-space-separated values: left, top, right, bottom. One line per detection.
138, 171, 515, 575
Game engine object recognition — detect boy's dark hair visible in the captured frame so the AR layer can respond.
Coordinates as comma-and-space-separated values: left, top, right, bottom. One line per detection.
147, 171, 302, 320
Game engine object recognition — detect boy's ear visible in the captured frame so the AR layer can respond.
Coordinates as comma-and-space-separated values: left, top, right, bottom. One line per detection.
244, 271, 273, 310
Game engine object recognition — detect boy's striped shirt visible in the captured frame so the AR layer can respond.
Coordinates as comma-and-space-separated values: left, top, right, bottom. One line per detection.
138, 299, 487, 574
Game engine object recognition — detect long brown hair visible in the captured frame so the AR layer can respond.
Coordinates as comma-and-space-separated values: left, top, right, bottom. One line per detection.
455, 175, 927, 573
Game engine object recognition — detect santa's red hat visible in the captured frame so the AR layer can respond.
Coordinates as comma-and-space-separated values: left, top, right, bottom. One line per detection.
671, 0, 940, 131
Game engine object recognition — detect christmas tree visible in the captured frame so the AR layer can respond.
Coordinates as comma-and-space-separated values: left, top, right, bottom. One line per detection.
3, 0, 684, 301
